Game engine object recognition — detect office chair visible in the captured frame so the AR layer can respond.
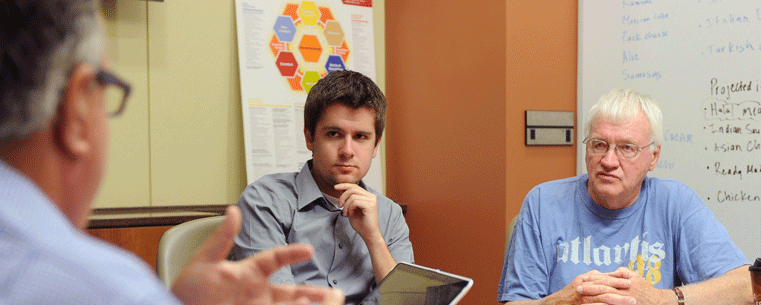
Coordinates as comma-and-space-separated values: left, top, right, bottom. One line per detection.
504, 215, 519, 257
156, 216, 225, 287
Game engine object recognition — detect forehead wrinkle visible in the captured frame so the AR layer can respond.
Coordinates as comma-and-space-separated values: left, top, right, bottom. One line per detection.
590, 117, 651, 145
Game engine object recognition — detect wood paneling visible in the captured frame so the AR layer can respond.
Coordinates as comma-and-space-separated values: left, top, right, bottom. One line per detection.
87, 226, 172, 271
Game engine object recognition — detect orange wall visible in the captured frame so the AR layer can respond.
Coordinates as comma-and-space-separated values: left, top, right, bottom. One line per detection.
385, 1, 577, 304
505, 2, 579, 221
385, 1, 506, 304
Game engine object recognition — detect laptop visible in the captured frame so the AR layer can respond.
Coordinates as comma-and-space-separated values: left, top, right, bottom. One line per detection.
359, 262, 474, 305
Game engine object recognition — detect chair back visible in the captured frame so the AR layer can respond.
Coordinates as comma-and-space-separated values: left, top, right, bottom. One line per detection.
156, 216, 225, 287
504, 215, 519, 257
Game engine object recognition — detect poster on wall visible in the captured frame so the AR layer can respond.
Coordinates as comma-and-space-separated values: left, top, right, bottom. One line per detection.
234, 0, 383, 191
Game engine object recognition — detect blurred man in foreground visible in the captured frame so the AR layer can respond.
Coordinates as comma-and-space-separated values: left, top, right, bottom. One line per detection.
0, 0, 343, 304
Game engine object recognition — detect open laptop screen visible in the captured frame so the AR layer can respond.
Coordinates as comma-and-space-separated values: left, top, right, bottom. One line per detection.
359, 263, 473, 305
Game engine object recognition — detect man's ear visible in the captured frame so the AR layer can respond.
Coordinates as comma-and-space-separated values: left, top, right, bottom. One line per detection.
54, 63, 97, 159
648, 144, 661, 171
373, 135, 381, 158
304, 127, 314, 151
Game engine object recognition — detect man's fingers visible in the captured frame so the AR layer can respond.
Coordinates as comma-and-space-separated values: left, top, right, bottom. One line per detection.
577, 282, 623, 296
334, 183, 359, 191
243, 244, 315, 277
607, 266, 639, 279
580, 274, 631, 289
195, 205, 242, 262
580, 293, 637, 305
335, 183, 373, 204
270, 285, 344, 305
334, 183, 361, 201
340, 194, 373, 214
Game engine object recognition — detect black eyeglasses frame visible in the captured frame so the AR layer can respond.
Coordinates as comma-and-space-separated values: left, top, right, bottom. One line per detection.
95, 70, 132, 117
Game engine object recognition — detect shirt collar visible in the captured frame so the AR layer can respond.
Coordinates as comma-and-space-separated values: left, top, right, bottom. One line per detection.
579, 173, 649, 219
295, 159, 369, 212
0, 160, 78, 246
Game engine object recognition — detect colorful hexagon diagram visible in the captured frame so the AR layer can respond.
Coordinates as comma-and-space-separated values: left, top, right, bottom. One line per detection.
269, 1, 351, 93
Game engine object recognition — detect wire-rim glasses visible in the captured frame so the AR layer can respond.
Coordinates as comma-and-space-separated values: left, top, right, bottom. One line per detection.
583, 138, 654, 159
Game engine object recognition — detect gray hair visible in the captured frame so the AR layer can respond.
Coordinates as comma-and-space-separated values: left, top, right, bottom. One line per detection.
584, 88, 664, 148
0, 0, 103, 142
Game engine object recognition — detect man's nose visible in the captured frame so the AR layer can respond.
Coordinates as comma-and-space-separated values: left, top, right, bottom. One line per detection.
339, 136, 355, 156
600, 146, 620, 167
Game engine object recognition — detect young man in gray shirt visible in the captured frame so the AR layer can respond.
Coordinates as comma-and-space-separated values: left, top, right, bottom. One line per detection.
229, 70, 414, 305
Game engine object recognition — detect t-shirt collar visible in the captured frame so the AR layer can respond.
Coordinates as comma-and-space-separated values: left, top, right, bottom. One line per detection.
579, 173, 649, 219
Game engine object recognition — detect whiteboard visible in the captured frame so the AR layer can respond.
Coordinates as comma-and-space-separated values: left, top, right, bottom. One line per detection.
578, 0, 761, 261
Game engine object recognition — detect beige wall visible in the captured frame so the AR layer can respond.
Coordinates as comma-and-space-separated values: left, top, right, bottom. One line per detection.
99, 0, 246, 208
100, 0, 151, 208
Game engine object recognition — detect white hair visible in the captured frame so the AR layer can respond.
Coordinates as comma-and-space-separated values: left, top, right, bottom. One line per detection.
584, 88, 664, 148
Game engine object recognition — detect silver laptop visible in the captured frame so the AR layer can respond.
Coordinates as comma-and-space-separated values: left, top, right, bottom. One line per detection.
359, 262, 474, 305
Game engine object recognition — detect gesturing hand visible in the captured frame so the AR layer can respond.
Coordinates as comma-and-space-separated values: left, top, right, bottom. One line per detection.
171, 206, 345, 305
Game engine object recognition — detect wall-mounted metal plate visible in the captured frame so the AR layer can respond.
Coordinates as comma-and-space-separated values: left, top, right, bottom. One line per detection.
525, 110, 574, 146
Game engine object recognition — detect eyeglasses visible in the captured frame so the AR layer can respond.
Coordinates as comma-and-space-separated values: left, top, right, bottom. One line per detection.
583, 138, 654, 159
95, 70, 131, 117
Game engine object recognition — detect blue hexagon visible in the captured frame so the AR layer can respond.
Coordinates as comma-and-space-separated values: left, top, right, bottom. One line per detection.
325, 55, 346, 73
273, 16, 297, 42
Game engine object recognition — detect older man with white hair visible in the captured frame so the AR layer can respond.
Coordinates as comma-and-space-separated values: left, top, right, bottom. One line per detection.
498, 88, 752, 305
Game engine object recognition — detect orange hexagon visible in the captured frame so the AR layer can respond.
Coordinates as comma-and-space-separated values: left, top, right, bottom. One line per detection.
298, 35, 323, 63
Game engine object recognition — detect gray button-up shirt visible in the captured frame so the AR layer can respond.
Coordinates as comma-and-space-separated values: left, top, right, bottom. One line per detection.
229, 161, 414, 304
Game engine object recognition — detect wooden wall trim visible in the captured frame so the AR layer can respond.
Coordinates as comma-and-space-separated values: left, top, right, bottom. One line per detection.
87, 203, 406, 229
87, 205, 229, 229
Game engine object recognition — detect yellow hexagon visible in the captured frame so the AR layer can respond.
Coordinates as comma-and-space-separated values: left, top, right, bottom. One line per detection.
298, 1, 320, 26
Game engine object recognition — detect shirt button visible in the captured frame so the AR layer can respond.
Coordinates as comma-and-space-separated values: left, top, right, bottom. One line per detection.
338, 243, 344, 249
333, 279, 338, 285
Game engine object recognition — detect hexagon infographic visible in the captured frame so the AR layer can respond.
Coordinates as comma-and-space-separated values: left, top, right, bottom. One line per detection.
269, 1, 349, 93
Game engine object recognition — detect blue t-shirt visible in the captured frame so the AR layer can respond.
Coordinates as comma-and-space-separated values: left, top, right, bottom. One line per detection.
498, 174, 748, 302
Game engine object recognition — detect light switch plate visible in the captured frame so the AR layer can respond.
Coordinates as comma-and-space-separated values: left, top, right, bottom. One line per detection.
525, 111, 574, 146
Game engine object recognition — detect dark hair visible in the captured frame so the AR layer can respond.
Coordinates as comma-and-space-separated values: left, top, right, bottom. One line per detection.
304, 70, 387, 144
0, 0, 101, 141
